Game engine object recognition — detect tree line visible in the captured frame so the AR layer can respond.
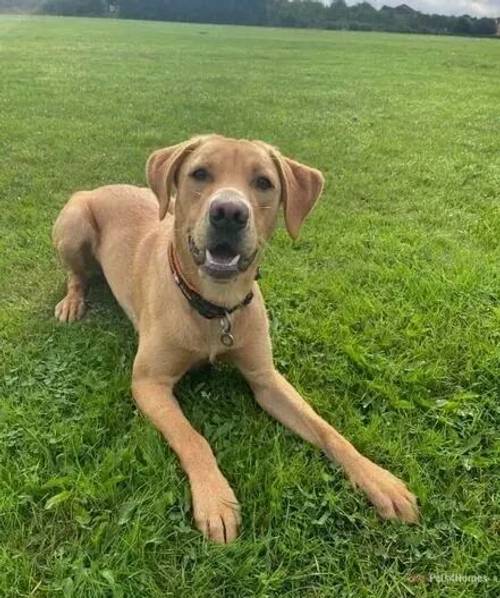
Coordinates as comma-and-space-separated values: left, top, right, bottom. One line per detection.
1, 0, 498, 37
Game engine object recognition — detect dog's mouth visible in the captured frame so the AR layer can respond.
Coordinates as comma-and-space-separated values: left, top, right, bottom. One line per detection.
188, 235, 256, 281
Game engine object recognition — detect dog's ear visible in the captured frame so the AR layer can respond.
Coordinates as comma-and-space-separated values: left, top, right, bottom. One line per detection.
271, 150, 324, 240
146, 136, 205, 220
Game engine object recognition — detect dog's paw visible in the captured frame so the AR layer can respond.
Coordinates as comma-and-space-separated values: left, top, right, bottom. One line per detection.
54, 293, 86, 323
347, 457, 419, 524
190, 475, 241, 544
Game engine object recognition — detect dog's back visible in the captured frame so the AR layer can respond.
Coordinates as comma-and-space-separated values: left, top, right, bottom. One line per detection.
53, 184, 164, 325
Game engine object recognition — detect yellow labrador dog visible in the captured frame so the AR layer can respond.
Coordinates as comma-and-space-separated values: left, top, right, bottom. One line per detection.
53, 134, 418, 543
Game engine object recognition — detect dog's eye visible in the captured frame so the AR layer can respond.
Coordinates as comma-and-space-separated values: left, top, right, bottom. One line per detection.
255, 176, 273, 191
191, 168, 209, 182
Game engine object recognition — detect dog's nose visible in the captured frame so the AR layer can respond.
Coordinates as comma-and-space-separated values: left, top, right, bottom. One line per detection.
209, 196, 249, 232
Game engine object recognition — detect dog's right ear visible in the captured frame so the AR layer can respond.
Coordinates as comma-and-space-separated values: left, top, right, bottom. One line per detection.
146, 136, 205, 220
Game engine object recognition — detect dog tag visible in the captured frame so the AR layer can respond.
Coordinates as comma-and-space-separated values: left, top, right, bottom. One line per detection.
220, 331, 234, 347
220, 315, 234, 347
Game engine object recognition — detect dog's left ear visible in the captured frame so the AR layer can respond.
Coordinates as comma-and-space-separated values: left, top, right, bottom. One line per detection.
146, 136, 206, 220
271, 151, 325, 240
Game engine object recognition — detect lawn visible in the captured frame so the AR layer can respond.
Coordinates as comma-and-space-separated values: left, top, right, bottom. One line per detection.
1, 15, 499, 597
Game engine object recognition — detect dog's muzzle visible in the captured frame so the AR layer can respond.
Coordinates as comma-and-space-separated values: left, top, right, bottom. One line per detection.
190, 190, 256, 280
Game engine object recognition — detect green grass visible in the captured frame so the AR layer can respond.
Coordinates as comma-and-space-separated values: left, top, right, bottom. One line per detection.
1, 14, 499, 597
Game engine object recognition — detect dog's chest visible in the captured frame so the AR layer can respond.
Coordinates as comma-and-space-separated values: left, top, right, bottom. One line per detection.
184, 317, 238, 365
204, 321, 231, 364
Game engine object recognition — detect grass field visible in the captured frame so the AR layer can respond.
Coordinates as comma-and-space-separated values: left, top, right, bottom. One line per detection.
1, 14, 499, 597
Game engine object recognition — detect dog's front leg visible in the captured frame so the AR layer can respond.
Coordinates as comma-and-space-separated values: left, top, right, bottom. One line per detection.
233, 348, 418, 523
131, 377, 241, 543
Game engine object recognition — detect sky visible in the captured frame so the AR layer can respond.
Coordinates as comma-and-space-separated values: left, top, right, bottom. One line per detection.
345, 0, 500, 18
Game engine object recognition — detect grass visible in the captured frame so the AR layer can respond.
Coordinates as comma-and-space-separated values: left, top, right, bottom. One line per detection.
1, 14, 499, 597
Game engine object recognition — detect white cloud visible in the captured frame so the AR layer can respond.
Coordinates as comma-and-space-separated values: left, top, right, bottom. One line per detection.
345, 1, 500, 18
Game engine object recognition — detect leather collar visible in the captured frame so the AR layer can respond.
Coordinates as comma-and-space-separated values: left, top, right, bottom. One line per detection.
168, 244, 254, 320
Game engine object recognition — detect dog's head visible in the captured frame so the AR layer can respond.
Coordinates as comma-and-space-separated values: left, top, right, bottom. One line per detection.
147, 134, 324, 283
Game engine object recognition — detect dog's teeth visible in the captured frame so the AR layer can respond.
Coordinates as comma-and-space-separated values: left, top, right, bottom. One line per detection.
205, 249, 240, 267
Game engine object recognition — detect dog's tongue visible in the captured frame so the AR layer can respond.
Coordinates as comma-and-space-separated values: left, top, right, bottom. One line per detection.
206, 249, 240, 268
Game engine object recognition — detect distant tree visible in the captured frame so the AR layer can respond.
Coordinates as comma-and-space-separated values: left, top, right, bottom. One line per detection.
3, 0, 498, 38
117, 0, 164, 21
453, 15, 473, 34
330, 0, 348, 18
472, 17, 496, 35
0, 0, 42, 11
42, 0, 106, 16
350, 1, 377, 22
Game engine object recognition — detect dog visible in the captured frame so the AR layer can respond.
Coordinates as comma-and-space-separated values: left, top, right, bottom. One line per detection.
53, 134, 418, 543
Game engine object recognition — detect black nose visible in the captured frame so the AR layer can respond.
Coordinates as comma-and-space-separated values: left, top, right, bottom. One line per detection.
209, 197, 249, 232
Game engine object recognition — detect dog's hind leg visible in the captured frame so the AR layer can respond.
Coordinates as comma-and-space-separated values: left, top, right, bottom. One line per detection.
52, 192, 98, 323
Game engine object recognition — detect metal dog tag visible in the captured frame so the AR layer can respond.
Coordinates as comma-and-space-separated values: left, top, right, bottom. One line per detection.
220, 314, 234, 347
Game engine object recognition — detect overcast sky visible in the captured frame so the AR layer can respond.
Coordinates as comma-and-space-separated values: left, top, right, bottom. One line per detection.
344, 1, 500, 17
